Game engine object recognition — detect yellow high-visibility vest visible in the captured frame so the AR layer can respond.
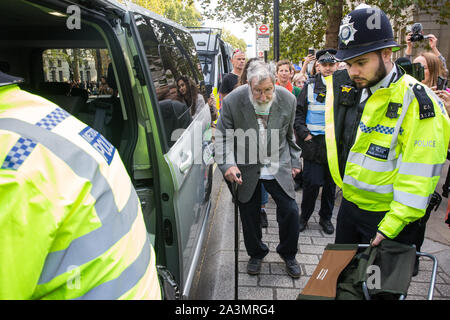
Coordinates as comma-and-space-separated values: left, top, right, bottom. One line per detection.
325, 74, 450, 239
0, 84, 161, 300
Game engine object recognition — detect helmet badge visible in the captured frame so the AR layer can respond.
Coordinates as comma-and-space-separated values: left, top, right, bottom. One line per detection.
339, 15, 357, 46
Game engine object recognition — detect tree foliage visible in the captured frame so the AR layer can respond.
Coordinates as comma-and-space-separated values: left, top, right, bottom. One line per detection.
130, 0, 202, 27
221, 29, 247, 52
198, 0, 449, 63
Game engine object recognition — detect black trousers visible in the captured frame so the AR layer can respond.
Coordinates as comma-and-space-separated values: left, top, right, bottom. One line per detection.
237, 179, 300, 260
301, 159, 336, 222
335, 197, 421, 245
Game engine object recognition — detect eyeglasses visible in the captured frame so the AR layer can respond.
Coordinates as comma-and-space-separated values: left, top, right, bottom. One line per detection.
252, 87, 274, 97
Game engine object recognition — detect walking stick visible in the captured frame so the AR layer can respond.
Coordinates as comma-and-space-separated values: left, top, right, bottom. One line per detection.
232, 173, 241, 300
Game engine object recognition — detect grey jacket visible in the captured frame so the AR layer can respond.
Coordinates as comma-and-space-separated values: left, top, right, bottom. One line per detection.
215, 84, 302, 203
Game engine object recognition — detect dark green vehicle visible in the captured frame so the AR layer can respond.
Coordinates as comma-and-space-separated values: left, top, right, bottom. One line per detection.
0, 0, 214, 299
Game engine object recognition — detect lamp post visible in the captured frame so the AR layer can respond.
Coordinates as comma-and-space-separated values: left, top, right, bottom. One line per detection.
273, 0, 279, 62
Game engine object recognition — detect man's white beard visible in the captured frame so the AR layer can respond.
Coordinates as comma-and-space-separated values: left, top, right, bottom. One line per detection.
248, 87, 276, 114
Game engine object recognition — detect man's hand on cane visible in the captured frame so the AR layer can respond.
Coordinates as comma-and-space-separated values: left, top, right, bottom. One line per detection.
225, 166, 243, 185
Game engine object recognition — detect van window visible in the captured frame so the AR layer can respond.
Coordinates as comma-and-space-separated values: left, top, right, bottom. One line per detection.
42, 49, 111, 96
40, 48, 126, 153
135, 15, 206, 149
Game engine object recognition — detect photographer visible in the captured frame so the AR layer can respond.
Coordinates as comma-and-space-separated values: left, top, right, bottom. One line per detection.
405, 27, 447, 73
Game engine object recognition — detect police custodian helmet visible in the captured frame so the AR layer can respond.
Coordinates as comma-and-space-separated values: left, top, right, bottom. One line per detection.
336, 5, 400, 61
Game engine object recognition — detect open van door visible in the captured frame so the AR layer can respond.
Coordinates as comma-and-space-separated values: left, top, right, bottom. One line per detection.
125, 6, 214, 299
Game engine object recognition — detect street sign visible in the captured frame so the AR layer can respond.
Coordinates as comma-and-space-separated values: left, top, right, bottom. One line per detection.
257, 24, 270, 35
257, 23, 270, 52
257, 35, 270, 51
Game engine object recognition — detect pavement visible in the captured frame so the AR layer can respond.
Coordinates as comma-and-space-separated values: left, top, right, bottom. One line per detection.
190, 164, 450, 300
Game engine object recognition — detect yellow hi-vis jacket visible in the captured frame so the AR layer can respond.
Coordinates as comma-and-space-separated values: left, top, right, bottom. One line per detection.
0, 84, 161, 300
325, 74, 450, 239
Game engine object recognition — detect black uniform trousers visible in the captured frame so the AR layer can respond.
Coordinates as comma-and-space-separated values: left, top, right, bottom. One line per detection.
301, 159, 336, 222
237, 179, 300, 260
335, 197, 422, 245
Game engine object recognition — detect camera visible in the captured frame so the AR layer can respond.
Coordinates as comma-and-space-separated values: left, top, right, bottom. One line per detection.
437, 76, 448, 91
395, 57, 425, 82
409, 23, 429, 42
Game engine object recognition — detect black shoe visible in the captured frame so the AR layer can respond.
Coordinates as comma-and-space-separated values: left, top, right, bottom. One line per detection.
283, 257, 301, 278
319, 218, 334, 234
247, 257, 262, 275
413, 257, 419, 277
298, 218, 308, 232
261, 208, 268, 228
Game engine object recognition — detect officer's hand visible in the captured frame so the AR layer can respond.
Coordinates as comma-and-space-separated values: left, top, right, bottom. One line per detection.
224, 166, 243, 185
304, 134, 313, 142
292, 167, 301, 178
370, 232, 386, 247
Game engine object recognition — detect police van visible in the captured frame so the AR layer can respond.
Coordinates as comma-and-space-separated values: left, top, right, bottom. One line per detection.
0, 0, 214, 299
189, 27, 233, 110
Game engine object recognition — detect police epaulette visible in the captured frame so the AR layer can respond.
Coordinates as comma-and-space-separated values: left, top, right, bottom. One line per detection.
412, 83, 435, 120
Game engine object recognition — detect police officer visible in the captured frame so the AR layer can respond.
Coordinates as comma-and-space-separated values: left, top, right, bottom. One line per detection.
294, 49, 338, 234
0, 71, 161, 299
325, 6, 450, 248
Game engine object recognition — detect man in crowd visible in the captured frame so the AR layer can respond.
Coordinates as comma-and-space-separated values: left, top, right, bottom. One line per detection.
215, 60, 302, 278
294, 49, 338, 235
219, 49, 246, 99
324, 6, 450, 248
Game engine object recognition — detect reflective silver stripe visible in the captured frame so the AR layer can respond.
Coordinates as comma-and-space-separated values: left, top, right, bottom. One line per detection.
39, 189, 139, 284
393, 189, 430, 210
306, 124, 326, 131
0, 118, 139, 284
343, 175, 393, 194
388, 84, 415, 159
347, 151, 398, 172
307, 82, 315, 102
308, 104, 326, 111
74, 234, 151, 300
398, 161, 444, 178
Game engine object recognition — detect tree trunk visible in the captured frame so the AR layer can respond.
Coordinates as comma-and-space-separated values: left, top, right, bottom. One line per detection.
95, 49, 103, 81
324, 0, 343, 49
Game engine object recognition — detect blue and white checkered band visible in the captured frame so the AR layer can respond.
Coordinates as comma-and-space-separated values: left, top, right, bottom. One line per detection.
359, 122, 404, 135
1, 108, 70, 171
36, 107, 70, 131
1, 137, 37, 170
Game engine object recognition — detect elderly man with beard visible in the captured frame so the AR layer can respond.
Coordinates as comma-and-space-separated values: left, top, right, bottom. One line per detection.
215, 60, 302, 278
325, 6, 450, 248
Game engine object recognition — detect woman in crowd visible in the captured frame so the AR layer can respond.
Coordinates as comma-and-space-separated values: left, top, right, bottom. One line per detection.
177, 76, 205, 118
276, 60, 301, 98
413, 52, 446, 88
292, 73, 307, 90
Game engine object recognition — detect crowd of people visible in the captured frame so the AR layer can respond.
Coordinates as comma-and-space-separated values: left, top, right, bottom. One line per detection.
214, 5, 450, 281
